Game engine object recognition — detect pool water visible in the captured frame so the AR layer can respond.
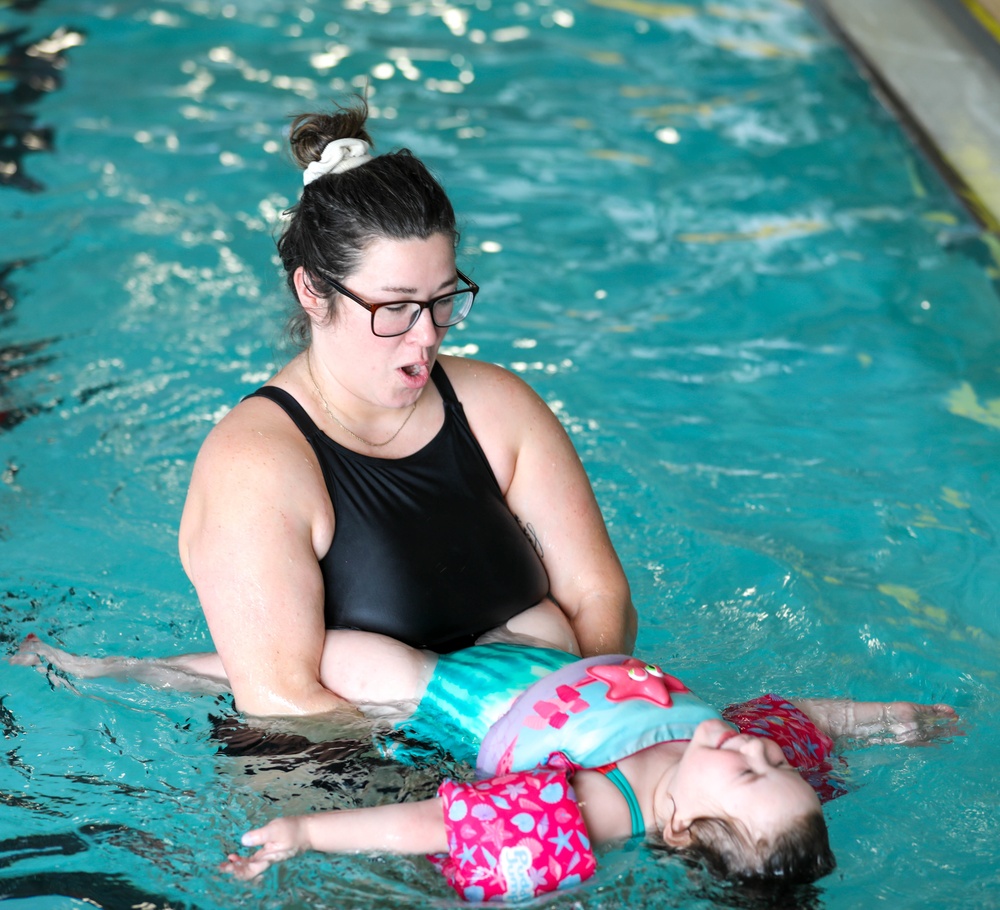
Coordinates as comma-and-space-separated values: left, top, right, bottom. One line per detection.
2, 0, 998, 907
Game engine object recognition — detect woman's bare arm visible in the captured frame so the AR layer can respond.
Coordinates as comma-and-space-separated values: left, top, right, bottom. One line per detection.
179, 396, 349, 717
449, 357, 636, 657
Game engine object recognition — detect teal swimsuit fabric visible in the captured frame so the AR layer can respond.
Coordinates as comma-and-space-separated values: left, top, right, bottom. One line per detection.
399, 642, 578, 765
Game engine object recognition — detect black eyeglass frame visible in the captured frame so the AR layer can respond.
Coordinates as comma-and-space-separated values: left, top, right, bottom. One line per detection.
320, 269, 480, 338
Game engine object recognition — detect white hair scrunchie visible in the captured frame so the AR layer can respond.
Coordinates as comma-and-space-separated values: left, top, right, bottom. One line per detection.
302, 137, 373, 186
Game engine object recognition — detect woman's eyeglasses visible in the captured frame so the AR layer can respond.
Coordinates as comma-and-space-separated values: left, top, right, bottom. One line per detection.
321, 270, 479, 337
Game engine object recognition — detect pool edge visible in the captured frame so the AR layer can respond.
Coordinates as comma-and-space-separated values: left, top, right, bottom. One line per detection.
808, 0, 1000, 235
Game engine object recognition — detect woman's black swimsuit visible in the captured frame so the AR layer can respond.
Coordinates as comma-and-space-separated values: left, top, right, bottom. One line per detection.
246, 362, 549, 653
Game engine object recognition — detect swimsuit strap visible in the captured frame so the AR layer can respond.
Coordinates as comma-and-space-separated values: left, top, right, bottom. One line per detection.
245, 385, 322, 437
430, 359, 459, 405
595, 762, 644, 838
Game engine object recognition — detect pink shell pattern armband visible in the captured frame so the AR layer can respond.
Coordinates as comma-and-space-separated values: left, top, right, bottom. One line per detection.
432, 766, 596, 902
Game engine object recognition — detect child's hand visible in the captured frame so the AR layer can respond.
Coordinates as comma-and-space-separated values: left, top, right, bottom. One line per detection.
873, 702, 961, 745
794, 698, 961, 742
220, 816, 308, 881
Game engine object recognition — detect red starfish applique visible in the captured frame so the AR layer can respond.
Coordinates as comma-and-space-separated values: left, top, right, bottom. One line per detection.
584, 659, 688, 707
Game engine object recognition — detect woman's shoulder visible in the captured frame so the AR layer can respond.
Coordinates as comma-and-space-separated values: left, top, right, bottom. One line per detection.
179, 384, 334, 601
437, 356, 567, 491
193, 386, 317, 483
181, 384, 330, 545
439, 355, 543, 411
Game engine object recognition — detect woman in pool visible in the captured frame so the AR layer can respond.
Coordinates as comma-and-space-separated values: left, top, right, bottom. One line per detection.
13, 632, 957, 900
177, 97, 635, 718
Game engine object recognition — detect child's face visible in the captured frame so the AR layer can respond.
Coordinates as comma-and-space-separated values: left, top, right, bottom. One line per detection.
661, 718, 821, 846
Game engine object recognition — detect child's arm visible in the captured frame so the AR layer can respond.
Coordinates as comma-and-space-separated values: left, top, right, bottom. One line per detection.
790, 698, 959, 743
220, 798, 448, 881
12, 630, 434, 707
11, 633, 232, 695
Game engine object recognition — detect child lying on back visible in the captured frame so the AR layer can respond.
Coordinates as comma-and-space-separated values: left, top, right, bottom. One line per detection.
13, 628, 958, 901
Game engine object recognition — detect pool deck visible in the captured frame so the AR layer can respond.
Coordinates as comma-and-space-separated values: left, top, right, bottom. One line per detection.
810, 0, 1000, 233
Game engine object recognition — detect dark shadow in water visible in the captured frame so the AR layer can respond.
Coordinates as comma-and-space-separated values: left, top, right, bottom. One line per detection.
210, 710, 369, 760
0, 823, 162, 871
210, 710, 455, 805
0, 695, 22, 738
0, 259, 16, 320
692, 879, 828, 910
644, 842, 831, 910
0, 872, 191, 910
0, 335, 57, 431
0, 22, 86, 192
0, 255, 123, 434
0, 259, 59, 434
0, 824, 196, 909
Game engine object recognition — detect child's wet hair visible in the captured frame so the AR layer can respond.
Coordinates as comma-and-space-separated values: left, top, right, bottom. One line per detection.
682, 811, 836, 884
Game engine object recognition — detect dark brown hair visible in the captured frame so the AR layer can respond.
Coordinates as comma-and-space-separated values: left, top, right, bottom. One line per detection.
682, 811, 836, 884
277, 97, 458, 347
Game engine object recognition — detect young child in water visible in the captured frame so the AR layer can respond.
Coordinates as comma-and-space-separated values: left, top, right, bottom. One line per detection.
12, 627, 958, 901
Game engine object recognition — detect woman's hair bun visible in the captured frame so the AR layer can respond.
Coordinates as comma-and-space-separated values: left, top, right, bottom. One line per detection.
288, 98, 373, 170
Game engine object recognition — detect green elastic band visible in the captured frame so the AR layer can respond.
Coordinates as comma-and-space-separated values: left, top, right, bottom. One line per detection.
603, 766, 645, 838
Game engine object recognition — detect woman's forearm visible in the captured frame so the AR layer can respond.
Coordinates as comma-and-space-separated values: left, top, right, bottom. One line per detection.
234, 679, 356, 718
567, 590, 637, 657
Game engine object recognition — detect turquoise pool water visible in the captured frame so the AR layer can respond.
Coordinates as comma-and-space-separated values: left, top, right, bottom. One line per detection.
2, 0, 998, 907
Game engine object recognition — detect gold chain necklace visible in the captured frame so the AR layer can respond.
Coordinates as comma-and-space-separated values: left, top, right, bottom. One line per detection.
306, 349, 418, 449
